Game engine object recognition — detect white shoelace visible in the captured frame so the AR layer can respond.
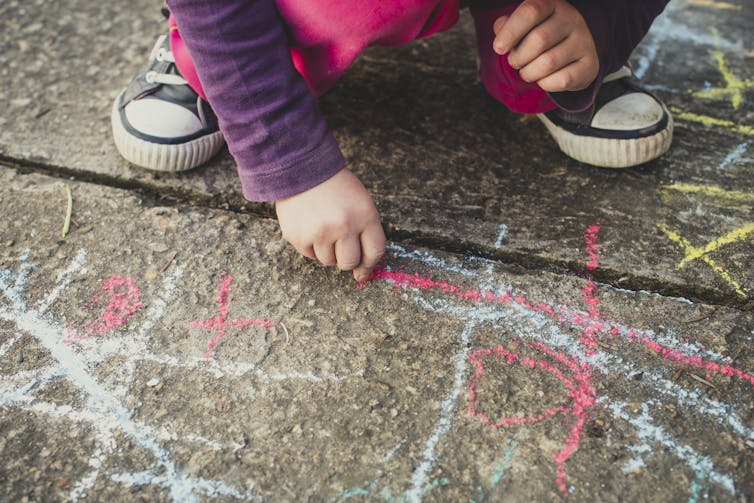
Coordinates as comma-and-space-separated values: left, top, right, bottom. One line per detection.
145, 35, 188, 86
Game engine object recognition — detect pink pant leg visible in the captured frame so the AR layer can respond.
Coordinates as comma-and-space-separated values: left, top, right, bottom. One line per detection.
470, 4, 557, 114
170, 1, 460, 100
169, 14, 207, 100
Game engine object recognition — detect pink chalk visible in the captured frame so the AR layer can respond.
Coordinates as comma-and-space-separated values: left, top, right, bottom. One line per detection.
365, 222, 754, 494
190, 272, 276, 359
64, 274, 143, 344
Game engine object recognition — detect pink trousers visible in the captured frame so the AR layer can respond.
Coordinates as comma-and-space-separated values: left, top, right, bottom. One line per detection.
169, 1, 557, 114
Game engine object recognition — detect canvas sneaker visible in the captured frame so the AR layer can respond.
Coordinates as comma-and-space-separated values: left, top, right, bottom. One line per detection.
111, 35, 224, 172
537, 66, 673, 168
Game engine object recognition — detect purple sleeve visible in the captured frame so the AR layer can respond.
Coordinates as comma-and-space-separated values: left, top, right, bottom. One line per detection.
166, 0, 345, 202
548, 0, 671, 112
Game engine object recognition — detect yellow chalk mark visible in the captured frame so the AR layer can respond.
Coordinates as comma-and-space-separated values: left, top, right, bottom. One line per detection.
678, 222, 754, 267
658, 223, 749, 297
687, 0, 742, 10
662, 183, 754, 205
692, 50, 754, 109
672, 108, 754, 136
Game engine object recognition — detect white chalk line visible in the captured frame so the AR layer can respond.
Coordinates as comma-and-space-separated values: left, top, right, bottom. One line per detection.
634, 0, 741, 80
494, 224, 508, 249
0, 331, 24, 359
0, 255, 262, 502
381, 259, 752, 496
605, 400, 735, 494
0, 249, 33, 311
36, 249, 87, 314
412, 293, 754, 440
386, 248, 754, 440
717, 141, 751, 171
383, 437, 408, 463
404, 320, 475, 503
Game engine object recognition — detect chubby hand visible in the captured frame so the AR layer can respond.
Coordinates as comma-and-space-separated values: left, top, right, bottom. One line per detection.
276, 168, 385, 281
492, 0, 598, 92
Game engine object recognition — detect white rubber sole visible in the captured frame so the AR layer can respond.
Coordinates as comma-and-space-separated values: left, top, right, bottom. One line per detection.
537, 110, 673, 168
111, 93, 225, 172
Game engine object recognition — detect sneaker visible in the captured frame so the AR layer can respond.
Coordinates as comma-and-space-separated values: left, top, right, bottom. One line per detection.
111, 35, 224, 172
537, 66, 673, 168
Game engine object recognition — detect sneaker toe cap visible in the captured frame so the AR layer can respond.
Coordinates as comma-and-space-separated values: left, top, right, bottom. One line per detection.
591, 92, 665, 131
124, 98, 204, 139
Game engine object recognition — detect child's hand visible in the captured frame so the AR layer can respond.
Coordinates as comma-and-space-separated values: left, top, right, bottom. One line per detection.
492, 0, 598, 92
275, 168, 385, 282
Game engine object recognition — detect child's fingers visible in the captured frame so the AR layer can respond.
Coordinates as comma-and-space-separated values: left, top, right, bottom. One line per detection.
493, 0, 555, 55
313, 242, 337, 267
492, 16, 508, 35
335, 236, 362, 271
353, 221, 386, 281
299, 244, 317, 261
536, 57, 596, 92
506, 17, 569, 70
517, 37, 578, 84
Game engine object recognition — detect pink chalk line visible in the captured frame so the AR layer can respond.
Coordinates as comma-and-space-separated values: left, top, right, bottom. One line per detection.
189, 272, 276, 359
468, 340, 596, 493
580, 224, 602, 355
366, 232, 754, 388
64, 274, 143, 345
366, 223, 754, 493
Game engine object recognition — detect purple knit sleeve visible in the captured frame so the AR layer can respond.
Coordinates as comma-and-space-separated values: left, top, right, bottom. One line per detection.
548, 0, 671, 112
165, 0, 345, 201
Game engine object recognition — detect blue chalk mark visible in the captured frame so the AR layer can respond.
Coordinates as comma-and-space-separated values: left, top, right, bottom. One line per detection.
717, 142, 750, 171
491, 443, 516, 487
472, 440, 517, 502
688, 469, 708, 503
336, 487, 373, 501
494, 225, 508, 249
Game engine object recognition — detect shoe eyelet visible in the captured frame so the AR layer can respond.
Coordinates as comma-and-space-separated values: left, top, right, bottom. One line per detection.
145, 71, 157, 84
156, 48, 166, 62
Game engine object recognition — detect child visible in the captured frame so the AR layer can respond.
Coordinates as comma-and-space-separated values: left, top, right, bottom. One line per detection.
112, 0, 672, 281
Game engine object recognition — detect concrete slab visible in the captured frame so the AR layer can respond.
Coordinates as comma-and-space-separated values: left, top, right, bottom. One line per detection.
1, 169, 753, 501
1, 0, 754, 304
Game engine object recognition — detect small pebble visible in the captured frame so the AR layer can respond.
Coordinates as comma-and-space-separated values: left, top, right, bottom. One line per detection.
146, 378, 160, 387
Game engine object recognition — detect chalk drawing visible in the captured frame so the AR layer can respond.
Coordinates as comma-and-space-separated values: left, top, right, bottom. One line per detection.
0, 331, 23, 359
0, 255, 261, 502
64, 274, 144, 345
471, 439, 517, 503
633, 0, 741, 80
468, 341, 595, 493
661, 182, 754, 205
658, 222, 752, 297
0, 251, 356, 501
190, 272, 276, 359
717, 141, 751, 170
692, 47, 753, 110
687, 0, 742, 10
3, 220, 754, 501
406, 321, 475, 502
672, 108, 754, 136
494, 224, 508, 249
351, 223, 754, 499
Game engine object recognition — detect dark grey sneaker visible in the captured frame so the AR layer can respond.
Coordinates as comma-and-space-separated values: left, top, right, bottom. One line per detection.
537, 66, 673, 168
111, 35, 224, 171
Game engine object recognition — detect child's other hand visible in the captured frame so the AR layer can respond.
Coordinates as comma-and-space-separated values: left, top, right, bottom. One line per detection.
492, 0, 598, 92
275, 168, 385, 282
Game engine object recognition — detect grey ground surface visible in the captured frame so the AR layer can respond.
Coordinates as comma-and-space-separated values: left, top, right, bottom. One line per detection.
1, 0, 754, 501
